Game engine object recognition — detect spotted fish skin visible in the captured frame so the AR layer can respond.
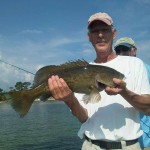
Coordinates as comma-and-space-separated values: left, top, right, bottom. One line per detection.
8, 60, 124, 117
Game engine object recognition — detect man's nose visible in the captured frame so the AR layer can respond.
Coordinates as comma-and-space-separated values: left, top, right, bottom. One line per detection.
98, 32, 103, 37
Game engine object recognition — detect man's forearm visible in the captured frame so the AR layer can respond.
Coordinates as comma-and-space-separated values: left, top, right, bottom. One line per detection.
64, 95, 88, 123
121, 88, 150, 115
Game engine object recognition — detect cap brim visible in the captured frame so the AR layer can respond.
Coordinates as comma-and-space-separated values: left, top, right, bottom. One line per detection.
88, 18, 112, 28
114, 43, 132, 49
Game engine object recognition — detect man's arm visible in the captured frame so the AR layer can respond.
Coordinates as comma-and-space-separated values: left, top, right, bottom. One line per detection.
105, 78, 150, 115
48, 75, 88, 123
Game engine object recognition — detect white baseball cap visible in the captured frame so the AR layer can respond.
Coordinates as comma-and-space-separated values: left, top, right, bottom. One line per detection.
88, 12, 113, 28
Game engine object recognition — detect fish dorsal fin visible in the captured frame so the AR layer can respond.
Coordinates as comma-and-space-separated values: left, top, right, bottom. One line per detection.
60, 59, 89, 69
34, 59, 89, 87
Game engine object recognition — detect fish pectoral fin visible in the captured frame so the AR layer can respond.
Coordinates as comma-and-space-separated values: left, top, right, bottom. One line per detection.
82, 88, 101, 104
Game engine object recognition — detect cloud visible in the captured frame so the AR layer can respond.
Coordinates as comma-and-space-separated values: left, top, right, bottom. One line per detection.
20, 29, 43, 34
47, 37, 85, 48
138, 30, 149, 37
36, 64, 45, 71
24, 73, 34, 82
0, 63, 34, 90
82, 48, 93, 55
0, 52, 2, 59
137, 40, 150, 52
136, 39, 150, 64
136, 0, 150, 4
0, 26, 89, 90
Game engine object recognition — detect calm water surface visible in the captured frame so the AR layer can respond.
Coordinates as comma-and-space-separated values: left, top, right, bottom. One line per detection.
0, 101, 82, 150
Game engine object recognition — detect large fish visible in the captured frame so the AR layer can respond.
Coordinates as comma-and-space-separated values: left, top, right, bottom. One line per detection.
8, 60, 124, 117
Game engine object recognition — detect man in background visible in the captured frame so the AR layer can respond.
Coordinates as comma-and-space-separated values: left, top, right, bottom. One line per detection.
114, 37, 150, 150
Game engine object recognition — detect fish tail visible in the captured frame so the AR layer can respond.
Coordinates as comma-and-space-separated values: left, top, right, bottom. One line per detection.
8, 89, 37, 117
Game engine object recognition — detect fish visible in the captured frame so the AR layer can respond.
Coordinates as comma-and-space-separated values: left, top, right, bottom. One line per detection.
7, 59, 124, 117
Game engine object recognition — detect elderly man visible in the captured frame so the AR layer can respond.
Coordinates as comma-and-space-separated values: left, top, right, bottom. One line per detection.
48, 12, 150, 150
114, 37, 150, 150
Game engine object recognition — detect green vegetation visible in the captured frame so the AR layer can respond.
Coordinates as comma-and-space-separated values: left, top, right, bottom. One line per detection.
0, 88, 7, 101
0, 81, 32, 102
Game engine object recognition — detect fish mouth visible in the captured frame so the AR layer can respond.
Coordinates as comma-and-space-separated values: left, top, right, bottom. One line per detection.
95, 80, 106, 90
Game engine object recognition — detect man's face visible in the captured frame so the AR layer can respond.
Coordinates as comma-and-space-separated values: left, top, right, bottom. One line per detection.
88, 21, 116, 54
115, 45, 137, 57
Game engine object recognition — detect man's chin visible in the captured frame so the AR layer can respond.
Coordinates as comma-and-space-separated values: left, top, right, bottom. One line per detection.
95, 45, 106, 51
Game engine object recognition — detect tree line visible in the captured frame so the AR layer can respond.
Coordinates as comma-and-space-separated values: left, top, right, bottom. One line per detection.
0, 81, 32, 102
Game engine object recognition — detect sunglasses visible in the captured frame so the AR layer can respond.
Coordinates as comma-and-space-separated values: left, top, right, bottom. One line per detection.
115, 45, 131, 54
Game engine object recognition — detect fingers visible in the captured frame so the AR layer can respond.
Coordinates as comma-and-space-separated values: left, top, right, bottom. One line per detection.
113, 78, 126, 88
48, 75, 72, 100
105, 78, 126, 95
48, 75, 61, 99
105, 86, 120, 95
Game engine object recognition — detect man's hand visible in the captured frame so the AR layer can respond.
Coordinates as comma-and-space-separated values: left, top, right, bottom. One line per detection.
48, 75, 74, 102
48, 75, 88, 122
105, 78, 126, 95
105, 79, 150, 115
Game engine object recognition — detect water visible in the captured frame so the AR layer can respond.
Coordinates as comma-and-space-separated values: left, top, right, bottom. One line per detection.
0, 101, 83, 150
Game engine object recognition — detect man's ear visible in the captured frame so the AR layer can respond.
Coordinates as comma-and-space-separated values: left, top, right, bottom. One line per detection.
133, 48, 137, 56
113, 29, 117, 40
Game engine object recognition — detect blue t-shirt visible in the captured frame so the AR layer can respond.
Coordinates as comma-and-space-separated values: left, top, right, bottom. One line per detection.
145, 63, 150, 83
139, 62, 150, 148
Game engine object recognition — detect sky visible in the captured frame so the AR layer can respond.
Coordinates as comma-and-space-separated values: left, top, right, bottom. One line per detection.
0, 0, 150, 90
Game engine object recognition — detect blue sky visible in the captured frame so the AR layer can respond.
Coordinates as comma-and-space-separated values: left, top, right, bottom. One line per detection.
0, 0, 150, 90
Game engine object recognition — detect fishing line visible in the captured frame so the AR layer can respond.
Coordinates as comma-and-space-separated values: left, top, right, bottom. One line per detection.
0, 59, 35, 75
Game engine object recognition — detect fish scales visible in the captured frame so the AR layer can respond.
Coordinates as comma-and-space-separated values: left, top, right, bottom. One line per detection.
7, 60, 125, 117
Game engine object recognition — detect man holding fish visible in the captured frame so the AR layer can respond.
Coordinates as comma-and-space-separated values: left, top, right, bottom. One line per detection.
48, 12, 150, 150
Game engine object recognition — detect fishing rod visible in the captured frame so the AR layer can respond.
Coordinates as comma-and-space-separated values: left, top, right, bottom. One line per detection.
0, 59, 35, 75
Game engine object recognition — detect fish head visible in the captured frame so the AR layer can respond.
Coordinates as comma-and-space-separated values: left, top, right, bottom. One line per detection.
94, 77, 106, 91
94, 70, 125, 89
94, 73, 112, 91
